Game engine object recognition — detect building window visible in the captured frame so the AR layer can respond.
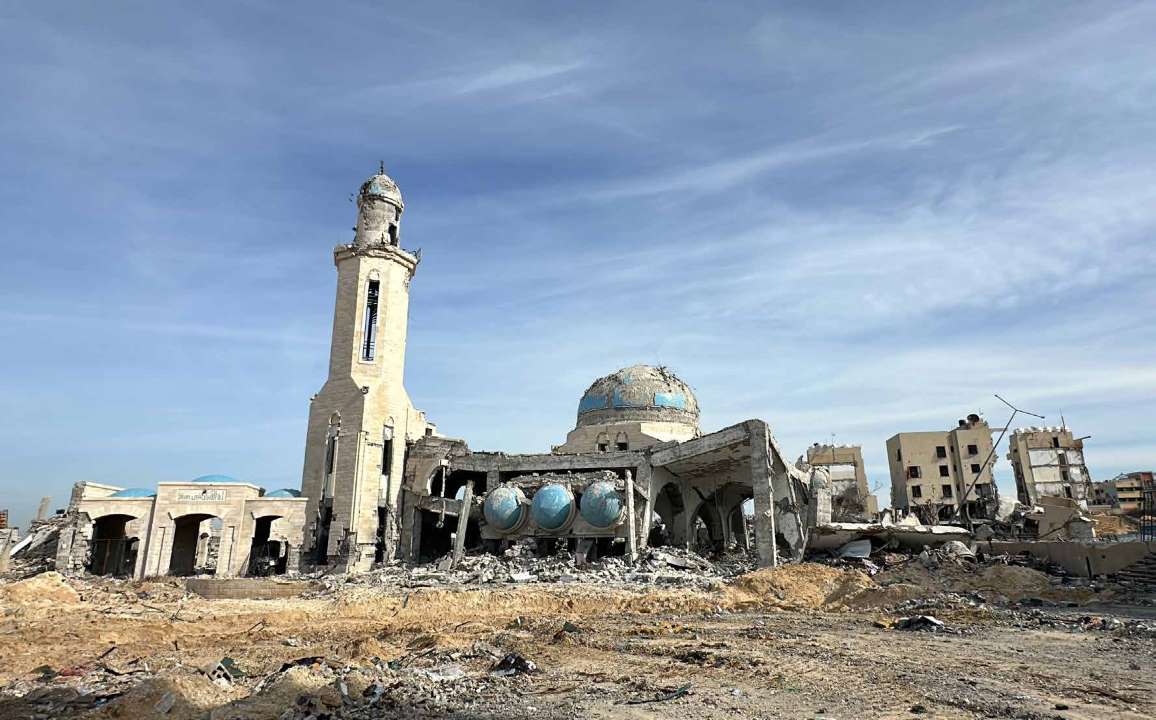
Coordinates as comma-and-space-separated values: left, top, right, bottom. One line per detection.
907, 466, 922, 479
1063, 486, 1073, 498
911, 485, 923, 499
616, 441, 628, 451
967, 444, 978, 455
936, 446, 947, 459
970, 463, 981, 474
1052, 437, 1060, 448
938, 465, 949, 477
1061, 469, 1070, 483
615, 432, 628, 451
596, 432, 609, 453
361, 280, 380, 361
941, 484, 953, 498
381, 425, 394, 478
896, 448, 902, 461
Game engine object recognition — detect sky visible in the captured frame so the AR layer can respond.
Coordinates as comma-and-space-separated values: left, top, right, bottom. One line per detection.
2, 2, 1155, 529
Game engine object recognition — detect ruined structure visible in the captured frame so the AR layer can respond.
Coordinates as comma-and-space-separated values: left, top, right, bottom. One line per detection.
298, 170, 434, 573
47, 167, 813, 580
1008, 426, 1092, 510
297, 170, 812, 571
804, 443, 878, 520
886, 414, 998, 523
54, 477, 306, 579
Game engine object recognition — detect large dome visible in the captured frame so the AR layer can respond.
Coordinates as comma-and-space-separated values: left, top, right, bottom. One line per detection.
576, 365, 699, 429
359, 172, 403, 208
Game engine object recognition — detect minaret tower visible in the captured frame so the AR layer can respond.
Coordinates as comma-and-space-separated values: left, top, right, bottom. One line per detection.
300, 166, 430, 572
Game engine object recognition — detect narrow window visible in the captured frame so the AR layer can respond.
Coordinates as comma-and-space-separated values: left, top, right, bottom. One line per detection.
597, 442, 609, 452
935, 446, 947, 459
361, 280, 380, 361
323, 433, 338, 498
939, 465, 950, 477
615, 431, 628, 451
911, 485, 923, 499
908, 466, 922, 479
1052, 437, 1060, 448
381, 425, 394, 478
967, 444, 979, 455
896, 448, 902, 462
1061, 469, 1070, 483
1063, 485, 1073, 498
941, 484, 953, 498
970, 463, 981, 474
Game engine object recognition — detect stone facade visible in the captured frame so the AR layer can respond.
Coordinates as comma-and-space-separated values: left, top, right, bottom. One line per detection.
299, 171, 432, 573
56, 479, 306, 579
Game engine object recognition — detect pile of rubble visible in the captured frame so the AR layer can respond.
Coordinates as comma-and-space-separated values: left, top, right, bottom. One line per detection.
2, 515, 70, 579
319, 544, 757, 592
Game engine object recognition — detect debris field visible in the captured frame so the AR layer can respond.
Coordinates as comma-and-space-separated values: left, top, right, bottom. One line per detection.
1, 547, 1154, 719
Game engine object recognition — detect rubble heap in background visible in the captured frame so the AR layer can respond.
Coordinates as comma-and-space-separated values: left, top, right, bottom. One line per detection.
319, 543, 759, 592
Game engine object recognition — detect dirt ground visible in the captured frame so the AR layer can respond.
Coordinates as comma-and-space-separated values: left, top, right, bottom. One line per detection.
1, 564, 1153, 720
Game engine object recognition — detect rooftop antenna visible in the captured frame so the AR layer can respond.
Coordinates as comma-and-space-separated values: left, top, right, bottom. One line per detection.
1060, 410, 1066, 430
952, 394, 1044, 525
379, 160, 385, 174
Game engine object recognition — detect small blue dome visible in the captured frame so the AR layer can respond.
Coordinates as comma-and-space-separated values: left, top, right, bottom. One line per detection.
483, 486, 527, 532
579, 481, 623, 529
109, 488, 156, 498
531, 484, 575, 531
192, 474, 238, 484
265, 488, 302, 498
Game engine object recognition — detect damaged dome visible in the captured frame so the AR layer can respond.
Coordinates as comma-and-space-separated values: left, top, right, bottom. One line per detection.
576, 364, 699, 430
359, 172, 404, 209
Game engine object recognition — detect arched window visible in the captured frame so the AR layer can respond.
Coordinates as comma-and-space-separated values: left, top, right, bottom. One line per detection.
615, 432, 629, 451
596, 432, 609, 453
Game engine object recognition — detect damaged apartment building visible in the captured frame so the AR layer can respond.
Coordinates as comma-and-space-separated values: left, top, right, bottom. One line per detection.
886, 414, 999, 524
1008, 426, 1093, 510
50, 167, 816, 579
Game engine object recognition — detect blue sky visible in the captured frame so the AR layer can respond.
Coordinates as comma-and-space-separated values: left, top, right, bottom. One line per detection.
2, 2, 1155, 528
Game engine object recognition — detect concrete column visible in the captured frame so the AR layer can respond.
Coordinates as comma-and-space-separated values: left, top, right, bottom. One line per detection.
748, 421, 779, 568
449, 481, 474, 568
624, 471, 637, 563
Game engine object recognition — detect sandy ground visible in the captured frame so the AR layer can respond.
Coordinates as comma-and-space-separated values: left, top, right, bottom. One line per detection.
0, 565, 1153, 719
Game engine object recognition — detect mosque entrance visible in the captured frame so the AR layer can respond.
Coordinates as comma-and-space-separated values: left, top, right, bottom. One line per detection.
169, 514, 220, 576
89, 514, 138, 577
248, 515, 287, 576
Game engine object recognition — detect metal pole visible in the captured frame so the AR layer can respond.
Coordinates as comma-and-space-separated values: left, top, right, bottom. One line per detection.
952, 394, 1043, 522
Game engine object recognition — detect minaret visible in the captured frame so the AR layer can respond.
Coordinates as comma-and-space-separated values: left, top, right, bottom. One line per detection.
300, 166, 430, 572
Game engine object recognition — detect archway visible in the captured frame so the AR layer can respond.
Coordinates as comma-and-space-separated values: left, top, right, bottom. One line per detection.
248, 515, 288, 576
89, 514, 139, 577
650, 482, 685, 547
169, 513, 221, 576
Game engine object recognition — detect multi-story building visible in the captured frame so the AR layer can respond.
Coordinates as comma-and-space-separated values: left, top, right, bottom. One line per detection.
1089, 480, 1113, 508
1105, 471, 1153, 515
886, 413, 998, 523
1007, 427, 1092, 510
805, 444, 878, 520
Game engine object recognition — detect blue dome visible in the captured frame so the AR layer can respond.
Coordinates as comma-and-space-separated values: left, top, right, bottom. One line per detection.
576, 365, 699, 429
579, 481, 623, 529
192, 474, 238, 484
265, 488, 302, 498
483, 486, 527, 532
109, 488, 156, 498
531, 484, 575, 531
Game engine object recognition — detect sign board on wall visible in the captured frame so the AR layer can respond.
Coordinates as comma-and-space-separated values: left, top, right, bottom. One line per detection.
176, 489, 228, 502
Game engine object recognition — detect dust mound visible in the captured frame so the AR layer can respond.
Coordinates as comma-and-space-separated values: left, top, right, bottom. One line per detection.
87, 671, 234, 720
727, 563, 876, 610
0, 572, 80, 606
